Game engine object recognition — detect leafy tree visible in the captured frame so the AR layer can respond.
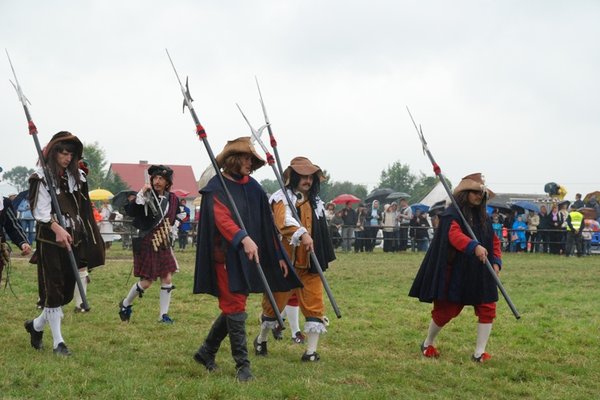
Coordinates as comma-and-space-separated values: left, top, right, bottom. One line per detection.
410, 174, 439, 203
2, 166, 34, 192
378, 161, 438, 203
259, 178, 280, 196
378, 162, 416, 194
260, 170, 367, 203
83, 142, 129, 194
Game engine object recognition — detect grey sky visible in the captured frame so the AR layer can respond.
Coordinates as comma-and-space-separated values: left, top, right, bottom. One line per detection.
2, 0, 599, 198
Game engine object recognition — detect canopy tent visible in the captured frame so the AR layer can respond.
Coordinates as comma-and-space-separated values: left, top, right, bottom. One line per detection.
419, 181, 448, 206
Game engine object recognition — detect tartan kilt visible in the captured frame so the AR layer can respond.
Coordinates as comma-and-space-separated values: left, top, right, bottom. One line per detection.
133, 232, 177, 281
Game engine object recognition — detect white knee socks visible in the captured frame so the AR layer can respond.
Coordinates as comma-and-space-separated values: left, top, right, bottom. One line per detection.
306, 331, 320, 354
159, 284, 173, 317
45, 307, 65, 348
73, 269, 89, 308
123, 282, 144, 307
33, 309, 46, 332
424, 320, 442, 347
474, 323, 493, 357
285, 305, 301, 336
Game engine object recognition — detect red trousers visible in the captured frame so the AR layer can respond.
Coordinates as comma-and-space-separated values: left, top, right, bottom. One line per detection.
215, 263, 247, 314
431, 299, 496, 326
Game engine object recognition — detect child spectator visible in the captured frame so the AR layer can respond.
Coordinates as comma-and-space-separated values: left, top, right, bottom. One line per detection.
581, 221, 593, 256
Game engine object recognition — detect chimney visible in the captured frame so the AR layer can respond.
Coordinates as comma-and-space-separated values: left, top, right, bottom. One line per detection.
140, 160, 148, 165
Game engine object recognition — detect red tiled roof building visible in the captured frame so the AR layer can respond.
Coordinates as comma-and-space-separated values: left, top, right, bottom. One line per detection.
109, 161, 199, 199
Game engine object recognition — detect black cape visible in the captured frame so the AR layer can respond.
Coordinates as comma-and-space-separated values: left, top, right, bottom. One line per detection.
194, 175, 301, 297
408, 204, 499, 305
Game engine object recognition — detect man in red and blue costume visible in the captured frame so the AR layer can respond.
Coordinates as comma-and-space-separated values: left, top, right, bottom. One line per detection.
409, 173, 502, 363
193, 137, 301, 382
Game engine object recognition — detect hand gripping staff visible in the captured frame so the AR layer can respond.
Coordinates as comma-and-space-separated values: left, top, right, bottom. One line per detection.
6, 50, 89, 310
406, 107, 520, 320
236, 104, 342, 319
165, 49, 285, 328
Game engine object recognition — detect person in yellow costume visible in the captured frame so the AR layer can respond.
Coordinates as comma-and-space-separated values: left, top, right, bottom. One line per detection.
254, 157, 336, 362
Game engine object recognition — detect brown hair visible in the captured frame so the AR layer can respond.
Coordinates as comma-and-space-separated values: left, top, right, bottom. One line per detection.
48, 140, 81, 185
222, 154, 256, 176
454, 190, 488, 235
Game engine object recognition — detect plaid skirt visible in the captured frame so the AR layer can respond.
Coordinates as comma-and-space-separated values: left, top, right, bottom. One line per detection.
133, 233, 178, 281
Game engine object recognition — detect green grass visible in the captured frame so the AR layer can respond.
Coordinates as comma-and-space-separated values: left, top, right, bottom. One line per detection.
1, 247, 599, 399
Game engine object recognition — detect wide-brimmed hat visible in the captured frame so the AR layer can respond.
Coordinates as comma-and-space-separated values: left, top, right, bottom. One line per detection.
148, 164, 173, 180
283, 156, 326, 185
452, 173, 495, 199
215, 137, 265, 171
43, 131, 83, 161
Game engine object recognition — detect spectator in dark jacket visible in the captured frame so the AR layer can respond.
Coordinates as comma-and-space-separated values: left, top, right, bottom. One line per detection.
340, 202, 358, 252
537, 205, 552, 254
364, 200, 382, 252
410, 209, 431, 252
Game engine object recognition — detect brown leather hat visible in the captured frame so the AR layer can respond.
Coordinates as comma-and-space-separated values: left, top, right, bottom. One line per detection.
283, 156, 326, 185
452, 172, 495, 199
43, 131, 83, 161
215, 137, 265, 171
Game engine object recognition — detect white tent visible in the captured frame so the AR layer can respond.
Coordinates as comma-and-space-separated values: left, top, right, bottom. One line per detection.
0, 182, 19, 197
419, 181, 448, 206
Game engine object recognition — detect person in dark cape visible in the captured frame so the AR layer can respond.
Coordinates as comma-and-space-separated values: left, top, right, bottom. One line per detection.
193, 137, 301, 382
118, 165, 180, 324
409, 173, 502, 363
24, 131, 105, 356
254, 156, 336, 362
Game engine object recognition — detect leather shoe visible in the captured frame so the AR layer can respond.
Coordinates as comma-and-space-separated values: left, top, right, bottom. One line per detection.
24, 320, 43, 350
53, 342, 72, 356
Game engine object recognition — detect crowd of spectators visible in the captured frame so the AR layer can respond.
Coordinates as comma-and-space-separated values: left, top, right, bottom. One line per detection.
322, 193, 599, 257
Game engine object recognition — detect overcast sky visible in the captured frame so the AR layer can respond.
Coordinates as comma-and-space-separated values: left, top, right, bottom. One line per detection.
2, 0, 599, 199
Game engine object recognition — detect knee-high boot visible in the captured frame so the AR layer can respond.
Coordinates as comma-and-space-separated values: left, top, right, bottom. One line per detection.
226, 312, 253, 382
194, 313, 228, 371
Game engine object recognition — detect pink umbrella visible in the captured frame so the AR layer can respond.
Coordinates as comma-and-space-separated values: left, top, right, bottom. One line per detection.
331, 194, 361, 205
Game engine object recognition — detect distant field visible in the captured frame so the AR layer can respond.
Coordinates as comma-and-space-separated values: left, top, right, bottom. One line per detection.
1, 247, 599, 399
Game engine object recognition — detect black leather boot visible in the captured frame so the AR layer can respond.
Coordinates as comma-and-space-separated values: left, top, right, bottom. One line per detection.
194, 313, 228, 372
226, 312, 254, 382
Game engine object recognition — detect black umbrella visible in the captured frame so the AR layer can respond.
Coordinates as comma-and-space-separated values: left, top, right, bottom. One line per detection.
487, 200, 512, 214
511, 201, 540, 214
385, 192, 411, 202
365, 188, 394, 204
111, 190, 137, 210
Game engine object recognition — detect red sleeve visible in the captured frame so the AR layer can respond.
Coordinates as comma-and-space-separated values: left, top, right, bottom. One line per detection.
492, 231, 502, 259
214, 196, 241, 243
448, 220, 473, 252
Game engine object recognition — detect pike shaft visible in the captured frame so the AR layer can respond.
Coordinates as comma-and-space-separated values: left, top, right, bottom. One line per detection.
407, 107, 520, 320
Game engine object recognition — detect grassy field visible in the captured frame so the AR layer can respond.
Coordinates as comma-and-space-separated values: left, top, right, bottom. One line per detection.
0, 246, 599, 399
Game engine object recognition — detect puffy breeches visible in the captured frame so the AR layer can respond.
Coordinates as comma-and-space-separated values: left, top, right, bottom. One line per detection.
262, 268, 325, 322
431, 299, 496, 326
